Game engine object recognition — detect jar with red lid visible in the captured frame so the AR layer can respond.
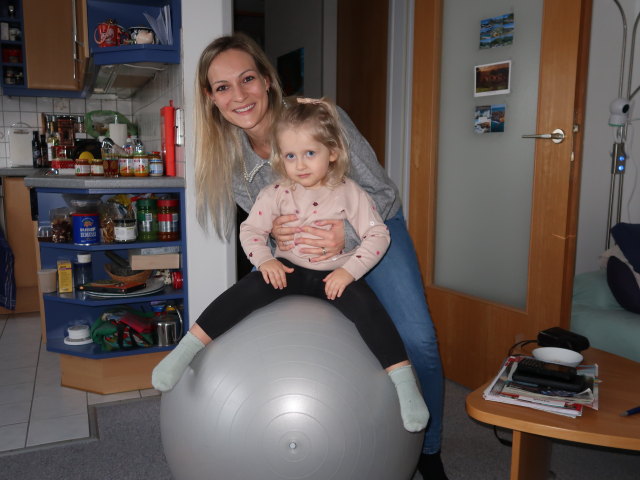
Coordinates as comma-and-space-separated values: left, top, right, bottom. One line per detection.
157, 198, 179, 241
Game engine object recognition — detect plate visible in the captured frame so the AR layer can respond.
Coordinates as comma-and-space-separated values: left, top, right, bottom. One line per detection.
84, 278, 166, 298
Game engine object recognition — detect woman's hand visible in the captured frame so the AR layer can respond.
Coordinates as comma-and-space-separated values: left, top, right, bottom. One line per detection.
323, 268, 354, 300
258, 259, 294, 289
297, 219, 345, 262
272, 214, 300, 251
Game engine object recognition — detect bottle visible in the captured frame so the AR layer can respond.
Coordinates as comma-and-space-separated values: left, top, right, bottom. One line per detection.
149, 152, 163, 176
123, 136, 134, 156
39, 134, 48, 166
136, 198, 157, 241
46, 128, 59, 164
32, 131, 42, 168
73, 253, 93, 288
157, 198, 180, 241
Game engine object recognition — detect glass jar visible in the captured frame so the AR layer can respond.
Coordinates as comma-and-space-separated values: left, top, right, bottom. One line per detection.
114, 218, 137, 243
157, 198, 180, 241
149, 152, 163, 176
118, 155, 135, 177
74, 157, 90, 176
136, 198, 157, 241
73, 253, 93, 287
101, 146, 119, 177
133, 154, 149, 177
90, 157, 104, 176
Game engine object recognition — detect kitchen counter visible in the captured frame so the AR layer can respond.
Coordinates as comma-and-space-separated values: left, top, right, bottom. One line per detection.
24, 170, 185, 189
0, 167, 40, 177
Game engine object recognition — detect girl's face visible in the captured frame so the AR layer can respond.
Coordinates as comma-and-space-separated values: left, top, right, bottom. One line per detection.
278, 126, 337, 189
207, 48, 271, 134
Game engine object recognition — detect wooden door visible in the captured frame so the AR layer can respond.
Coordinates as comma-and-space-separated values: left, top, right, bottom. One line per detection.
409, 0, 592, 388
23, 0, 89, 90
337, 0, 388, 165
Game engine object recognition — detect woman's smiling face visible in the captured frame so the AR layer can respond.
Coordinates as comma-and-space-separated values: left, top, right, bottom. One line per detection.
207, 48, 271, 134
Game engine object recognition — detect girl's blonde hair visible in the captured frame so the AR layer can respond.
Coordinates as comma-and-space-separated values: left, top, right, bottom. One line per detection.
271, 98, 349, 187
194, 33, 283, 240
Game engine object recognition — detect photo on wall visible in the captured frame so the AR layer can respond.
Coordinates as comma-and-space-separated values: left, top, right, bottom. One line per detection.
474, 60, 511, 97
480, 13, 514, 49
474, 104, 506, 134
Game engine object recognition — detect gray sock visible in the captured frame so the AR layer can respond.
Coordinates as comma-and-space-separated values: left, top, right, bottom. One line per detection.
152, 332, 205, 392
388, 365, 430, 432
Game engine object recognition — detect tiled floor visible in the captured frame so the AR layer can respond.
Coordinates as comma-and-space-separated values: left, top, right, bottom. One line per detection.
0, 312, 159, 453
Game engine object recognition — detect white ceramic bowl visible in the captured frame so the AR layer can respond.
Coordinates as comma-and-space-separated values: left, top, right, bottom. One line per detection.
532, 347, 583, 367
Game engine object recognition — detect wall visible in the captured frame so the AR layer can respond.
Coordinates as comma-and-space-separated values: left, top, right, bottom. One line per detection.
576, 0, 640, 273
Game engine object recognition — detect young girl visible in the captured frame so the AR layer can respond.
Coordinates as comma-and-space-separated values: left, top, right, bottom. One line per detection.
152, 98, 429, 433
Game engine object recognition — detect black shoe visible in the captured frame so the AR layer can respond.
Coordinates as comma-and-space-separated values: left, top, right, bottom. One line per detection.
417, 451, 448, 480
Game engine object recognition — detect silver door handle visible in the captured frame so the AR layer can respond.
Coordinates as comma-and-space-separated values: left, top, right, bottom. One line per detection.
522, 128, 565, 144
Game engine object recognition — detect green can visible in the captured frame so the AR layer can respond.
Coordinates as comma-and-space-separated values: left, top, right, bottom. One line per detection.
136, 198, 158, 241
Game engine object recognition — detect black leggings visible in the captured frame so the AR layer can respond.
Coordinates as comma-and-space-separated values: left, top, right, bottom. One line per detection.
195, 258, 408, 369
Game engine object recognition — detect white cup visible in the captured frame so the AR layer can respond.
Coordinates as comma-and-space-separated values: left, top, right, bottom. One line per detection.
37, 269, 57, 293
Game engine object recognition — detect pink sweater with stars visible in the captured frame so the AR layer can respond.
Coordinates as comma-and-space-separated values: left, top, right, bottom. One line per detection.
239, 178, 390, 281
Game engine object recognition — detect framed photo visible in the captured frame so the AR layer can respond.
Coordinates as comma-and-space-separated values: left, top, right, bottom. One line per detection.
474, 60, 511, 97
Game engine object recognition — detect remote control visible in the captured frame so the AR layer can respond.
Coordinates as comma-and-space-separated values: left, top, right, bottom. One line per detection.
516, 357, 577, 382
511, 371, 588, 393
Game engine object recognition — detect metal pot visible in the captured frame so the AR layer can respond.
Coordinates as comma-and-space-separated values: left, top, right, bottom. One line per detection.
153, 312, 182, 346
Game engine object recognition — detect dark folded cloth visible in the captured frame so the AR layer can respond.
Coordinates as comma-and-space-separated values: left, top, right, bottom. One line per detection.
611, 223, 640, 273
0, 227, 16, 310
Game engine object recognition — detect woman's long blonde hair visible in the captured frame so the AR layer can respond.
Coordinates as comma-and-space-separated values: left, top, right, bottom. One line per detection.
194, 33, 283, 240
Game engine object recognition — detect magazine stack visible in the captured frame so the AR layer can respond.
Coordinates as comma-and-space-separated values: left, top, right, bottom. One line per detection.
483, 356, 598, 418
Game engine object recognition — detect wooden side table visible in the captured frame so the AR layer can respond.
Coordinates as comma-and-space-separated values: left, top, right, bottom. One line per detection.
466, 348, 640, 480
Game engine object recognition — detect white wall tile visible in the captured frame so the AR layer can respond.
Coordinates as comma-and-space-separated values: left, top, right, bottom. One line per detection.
19, 97, 36, 112
3, 111, 20, 127
53, 99, 70, 114
85, 98, 102, 112
36, 97, 53, 113
69, 98, 86, 114
3, 96, 19, 111
19, 111, 38, 129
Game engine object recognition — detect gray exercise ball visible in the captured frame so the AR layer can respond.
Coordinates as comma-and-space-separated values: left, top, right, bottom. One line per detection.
160, 295, 422, 480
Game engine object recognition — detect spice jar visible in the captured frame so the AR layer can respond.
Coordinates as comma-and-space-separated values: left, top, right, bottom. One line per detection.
149, 152, 163, 176
114, 218, 137, 243
136, 198, 157, 241
157, 198, 180, 241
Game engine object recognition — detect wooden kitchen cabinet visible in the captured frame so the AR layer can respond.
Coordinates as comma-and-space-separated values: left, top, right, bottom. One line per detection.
0, 176, 39, 315
22, 0, 89, 91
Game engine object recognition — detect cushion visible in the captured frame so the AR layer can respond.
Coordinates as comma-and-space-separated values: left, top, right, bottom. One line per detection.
606, 256, 640, 314
611, 222, 640, 273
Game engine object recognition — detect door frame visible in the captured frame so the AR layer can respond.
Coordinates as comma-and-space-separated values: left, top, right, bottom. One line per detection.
408, 0, 593, 388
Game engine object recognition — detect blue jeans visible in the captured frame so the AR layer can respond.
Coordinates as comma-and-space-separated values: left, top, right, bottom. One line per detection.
364, 209, 444, 454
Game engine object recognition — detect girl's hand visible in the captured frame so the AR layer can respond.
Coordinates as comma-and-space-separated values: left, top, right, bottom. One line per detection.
323, 268, 354, 300
258, 259, 294, 289
272, 214, 299, 251
297, 219, 345, 262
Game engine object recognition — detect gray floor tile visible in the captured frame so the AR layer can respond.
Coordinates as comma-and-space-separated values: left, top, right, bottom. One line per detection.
0, 382, 34, 406
30, 389, 87, 421
0, 400, 31, 426
26, 413, 89, 447
0, 422, 27, 452
0, 366, 36, 387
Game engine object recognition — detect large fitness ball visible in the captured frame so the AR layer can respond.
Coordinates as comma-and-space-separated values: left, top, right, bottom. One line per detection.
161, 296, 423, 480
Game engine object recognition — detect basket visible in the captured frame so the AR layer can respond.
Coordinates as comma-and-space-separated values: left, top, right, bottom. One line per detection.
104, 264, 152, 284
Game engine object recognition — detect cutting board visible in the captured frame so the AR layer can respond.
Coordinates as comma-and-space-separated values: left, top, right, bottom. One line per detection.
9, 123, 33, 168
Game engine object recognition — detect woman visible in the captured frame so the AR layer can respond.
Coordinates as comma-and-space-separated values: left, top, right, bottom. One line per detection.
194, 32, 447, 479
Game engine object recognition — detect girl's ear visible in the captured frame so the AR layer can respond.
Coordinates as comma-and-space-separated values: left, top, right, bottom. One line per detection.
329, 149, 339, 163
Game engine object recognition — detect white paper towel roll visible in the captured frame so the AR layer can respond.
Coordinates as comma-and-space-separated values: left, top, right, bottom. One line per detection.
108, 123, 127, 147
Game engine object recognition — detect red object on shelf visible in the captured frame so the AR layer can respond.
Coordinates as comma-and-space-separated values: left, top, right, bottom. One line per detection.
161, 100, 176, 176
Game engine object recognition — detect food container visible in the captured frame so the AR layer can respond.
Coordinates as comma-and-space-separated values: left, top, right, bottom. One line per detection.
114, 218, 137, 243
72, 213, 99, 245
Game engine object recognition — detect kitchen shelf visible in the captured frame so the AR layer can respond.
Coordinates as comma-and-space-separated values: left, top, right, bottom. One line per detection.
32, 181, 188, 364
38, 240, 181, 251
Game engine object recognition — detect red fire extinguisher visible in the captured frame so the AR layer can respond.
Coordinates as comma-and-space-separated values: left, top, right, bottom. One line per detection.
161, 100, 176, 176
